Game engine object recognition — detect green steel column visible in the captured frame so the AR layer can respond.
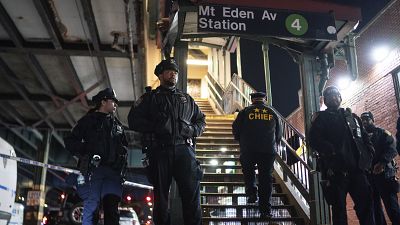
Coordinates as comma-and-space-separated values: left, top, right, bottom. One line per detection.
262, 40, 273, 106
171, 41, 187, 225
174, 41, 188, 93
33, 130, 51, 225
299, 53, 331, 225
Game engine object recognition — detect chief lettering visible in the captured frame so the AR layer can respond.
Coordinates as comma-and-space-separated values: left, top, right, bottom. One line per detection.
248, 113, 273, 121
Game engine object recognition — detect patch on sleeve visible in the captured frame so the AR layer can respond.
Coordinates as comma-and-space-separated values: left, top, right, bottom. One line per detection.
134, 96, 144, 107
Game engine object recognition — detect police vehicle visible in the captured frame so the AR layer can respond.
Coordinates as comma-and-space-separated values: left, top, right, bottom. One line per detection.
0, 138, 17, 225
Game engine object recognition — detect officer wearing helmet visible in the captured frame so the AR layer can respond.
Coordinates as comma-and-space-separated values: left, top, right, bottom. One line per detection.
64, 88, 128, 225
128, 58, 206, 225
309, 86, 375, 225
361, 111, 400, 225
232, 92, 282, 218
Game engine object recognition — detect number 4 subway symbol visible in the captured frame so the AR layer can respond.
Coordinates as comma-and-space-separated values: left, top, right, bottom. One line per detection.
285, 14, 308, 36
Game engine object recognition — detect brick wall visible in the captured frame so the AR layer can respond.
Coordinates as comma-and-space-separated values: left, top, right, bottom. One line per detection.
286, 1, 400, 224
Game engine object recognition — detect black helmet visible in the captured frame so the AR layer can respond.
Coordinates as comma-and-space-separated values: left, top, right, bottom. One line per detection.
361, 111, 374, 122
92, 88, 119, 104
322, 86, 341, 98
154, 58, 179, 76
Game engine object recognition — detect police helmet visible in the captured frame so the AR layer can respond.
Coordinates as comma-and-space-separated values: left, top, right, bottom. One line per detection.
154, 58, 179, 76
361, 111, 374, 122
322, 86, 341, 98
92, 88, 119, 104
250, 92, 266, 100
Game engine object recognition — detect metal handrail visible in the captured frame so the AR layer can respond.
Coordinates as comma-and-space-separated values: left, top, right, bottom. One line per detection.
205, 72, 313, 221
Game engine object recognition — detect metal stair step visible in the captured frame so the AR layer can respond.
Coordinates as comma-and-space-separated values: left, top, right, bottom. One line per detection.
197, 143, 239, 148
201, 216, 303, 224
201, 204, 294, 209
200, 164, 242, 169
201, 181, 280, 186
197, 149, 239, 154
201, 193, 286, 197
204, 127, 233, 132
197, 156, 239, 161
203, 131, 234, 136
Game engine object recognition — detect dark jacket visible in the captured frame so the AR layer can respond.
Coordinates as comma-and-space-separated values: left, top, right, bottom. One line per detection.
128, 86, 206, 146
396, 117, 400, 154
369, 126, 398, 178
232, 102, 282, 154
309, 108, 374, 173
64, 112, 128, 168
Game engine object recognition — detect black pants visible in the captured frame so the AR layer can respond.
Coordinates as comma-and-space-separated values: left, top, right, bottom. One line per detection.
240, 152, 276, 213
325, 171, 375, 225
149, 144, 202, 225
371, 175, 400, 225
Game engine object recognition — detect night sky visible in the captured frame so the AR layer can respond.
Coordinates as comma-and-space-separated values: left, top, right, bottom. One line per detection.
230, 0, 391, 117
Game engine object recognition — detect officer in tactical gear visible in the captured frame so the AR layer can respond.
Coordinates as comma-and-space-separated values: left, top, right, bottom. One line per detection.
64, 88, 128, 225
128, 58, 206, 225
232, 92, 282, 218
309, 86, 375, 225
361, 111, 400, 225
396, 117, 400, 155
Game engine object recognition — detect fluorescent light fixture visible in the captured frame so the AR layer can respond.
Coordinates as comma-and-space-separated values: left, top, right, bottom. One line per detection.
372, 46, 390, 62
187, 59, 209, 65
210, 159, 218, 166
337, 76, 351, 90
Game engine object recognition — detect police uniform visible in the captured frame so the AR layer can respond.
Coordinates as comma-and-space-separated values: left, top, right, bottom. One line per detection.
361, 112, 400, 225
232, 92, 282, 217
309, 100, 375, 224
64, 88, 128, 225
396, 117, 400, 154
128, 59, 206, 225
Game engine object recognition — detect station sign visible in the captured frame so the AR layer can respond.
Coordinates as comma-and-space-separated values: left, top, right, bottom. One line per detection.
197, 4, 337, 40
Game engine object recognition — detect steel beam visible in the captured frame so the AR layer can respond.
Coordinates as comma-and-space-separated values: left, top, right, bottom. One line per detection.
25, 54, 76, 127
32, 0, 90, 109
0, 2, 24, 47
0, 102, 26, 126
32, 78, 105, 127
0, 45, 130, 57
80, 0, 112, 87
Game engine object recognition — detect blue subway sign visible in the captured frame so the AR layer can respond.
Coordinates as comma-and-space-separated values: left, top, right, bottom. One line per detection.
197, 4, 337, 40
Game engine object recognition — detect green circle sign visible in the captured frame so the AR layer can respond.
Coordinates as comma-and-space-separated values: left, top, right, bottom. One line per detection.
285, 14, 308, 36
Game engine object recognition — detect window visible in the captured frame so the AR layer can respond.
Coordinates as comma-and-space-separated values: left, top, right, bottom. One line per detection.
392, 68, 400, 112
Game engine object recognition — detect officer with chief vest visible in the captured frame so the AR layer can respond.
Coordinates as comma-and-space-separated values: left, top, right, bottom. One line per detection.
232, 92, 282, 218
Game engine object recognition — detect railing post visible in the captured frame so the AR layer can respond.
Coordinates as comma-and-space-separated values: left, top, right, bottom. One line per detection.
299, 53, 330, 225
262, 40, 273, 106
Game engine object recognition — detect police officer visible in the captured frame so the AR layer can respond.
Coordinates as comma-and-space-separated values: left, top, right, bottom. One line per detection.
396, 117, 400, 154
64, 88, 128, 225
309, 86, 375, 225
361, 111, 400, 225
232, 92, 282, 218
128, 58, 206, 225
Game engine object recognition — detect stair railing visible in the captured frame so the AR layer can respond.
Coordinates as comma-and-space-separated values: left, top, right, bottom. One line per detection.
205, 72, 316, 223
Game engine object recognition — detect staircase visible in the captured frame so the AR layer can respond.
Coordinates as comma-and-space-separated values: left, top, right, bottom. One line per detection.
195, 99, 305, 225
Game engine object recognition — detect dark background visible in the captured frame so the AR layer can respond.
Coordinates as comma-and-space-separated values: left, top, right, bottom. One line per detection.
230, 0, 391, 117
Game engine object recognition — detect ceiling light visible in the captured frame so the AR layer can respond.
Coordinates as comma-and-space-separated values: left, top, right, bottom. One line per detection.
337, 76, 351, 90
187, 59, 209, 65
372, 46, 390, 62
